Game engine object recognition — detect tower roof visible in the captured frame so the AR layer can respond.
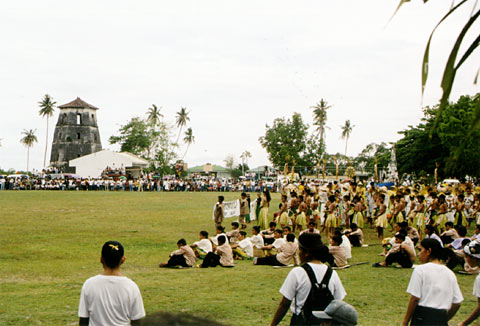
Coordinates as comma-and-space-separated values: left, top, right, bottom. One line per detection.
58, 97, 99, 110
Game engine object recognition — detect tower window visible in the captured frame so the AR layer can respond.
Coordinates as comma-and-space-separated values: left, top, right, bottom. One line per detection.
94, 134, 97, 141
77, 133, 81, 140
77, 113, 82, 125
59, 133, 62, 140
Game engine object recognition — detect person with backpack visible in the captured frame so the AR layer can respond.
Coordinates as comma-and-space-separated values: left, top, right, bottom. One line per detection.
270, 233, 347, 326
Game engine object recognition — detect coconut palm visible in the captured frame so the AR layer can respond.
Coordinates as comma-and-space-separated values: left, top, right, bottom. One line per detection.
240, 150, 252, 175
175, 107, 190, 144
181, 128, 195, 160
311, 99, 331, 147
38, 94, 56, 168
340, 120, 354, 157
147, 104, 163, 126
20, 129, 38, 172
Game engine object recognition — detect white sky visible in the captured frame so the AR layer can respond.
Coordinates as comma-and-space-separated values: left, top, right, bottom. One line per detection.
0, 0, 479, 172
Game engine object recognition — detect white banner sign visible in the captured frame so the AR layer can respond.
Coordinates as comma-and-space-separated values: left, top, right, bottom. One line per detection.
212, 200, 240, 220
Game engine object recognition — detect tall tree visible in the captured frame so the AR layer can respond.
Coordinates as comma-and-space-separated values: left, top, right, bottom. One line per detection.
240, 150, 252, 175
146, 104, 163, 127
259, 113, 309, 168
182, 128, 195, 160
175, 107, 190, 144
224, 155, 235, 171
340, 120, 354, 157
20, 129, 38, 172
38, 94, 56, 168
109, 117, 155, 157
311, 99, 332, 149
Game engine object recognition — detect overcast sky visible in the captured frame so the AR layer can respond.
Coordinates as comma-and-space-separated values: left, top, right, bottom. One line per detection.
1, 0, 479, 172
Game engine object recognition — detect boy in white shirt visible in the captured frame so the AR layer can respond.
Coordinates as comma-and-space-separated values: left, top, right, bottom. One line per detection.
250, 226, 265, 257
78, 241, 145, 326
190, 231, 213, 259
231, 231, 254, 259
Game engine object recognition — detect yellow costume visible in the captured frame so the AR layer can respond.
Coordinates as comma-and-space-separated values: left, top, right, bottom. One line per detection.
278, 211, 290, 226
296, 212, 307, 229
376, 213, 388, 228
436, 213, 447, 229
258, 207, 269, 230
353, 211, 364, 229
325, 213, 337, 228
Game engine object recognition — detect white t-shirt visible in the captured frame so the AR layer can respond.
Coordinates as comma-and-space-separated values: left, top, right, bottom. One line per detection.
279, 263, 346, 315
341, 235, 352, 259
250, 234, 264, 248
474, 273, 480, 298
78, 275, 145, 326
406, 263, 463, 310
389, 236, 416, 257
272, 238, 287, 249
426, 233, 444, 247
194, 238, 213, 253
238, 238, 254, 257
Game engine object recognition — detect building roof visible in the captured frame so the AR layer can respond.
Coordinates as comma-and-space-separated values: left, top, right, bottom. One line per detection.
58, 97, 99, 110
187, 164, 229, 173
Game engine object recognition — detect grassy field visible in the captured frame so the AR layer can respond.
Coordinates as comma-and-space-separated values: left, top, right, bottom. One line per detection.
0, 191, 478, 325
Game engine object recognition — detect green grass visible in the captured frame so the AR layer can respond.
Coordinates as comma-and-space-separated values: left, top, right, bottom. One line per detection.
0, 191, 478, 325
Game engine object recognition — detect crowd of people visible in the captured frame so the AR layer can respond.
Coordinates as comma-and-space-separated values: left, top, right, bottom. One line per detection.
71, 178, 480, 324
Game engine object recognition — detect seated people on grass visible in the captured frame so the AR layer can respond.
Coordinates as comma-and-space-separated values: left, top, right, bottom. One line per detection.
446, 238, 472, 271
300, 221, 321, 235
159, 239, 196, 268
325, 235, 347, 268
448, 226, 468, 250
261, 222, 278, 245
373, 232, 416, 268
283, 226, 299, 245
79, 241, 145, 326
210, 226, 228, 246
226, 222, 240, 244
346, 223, 363, 247
335, 229, 352, 260
250, 225, 265, 257
190, 231, 212, 259
231, 231, 254, 260
401, 221, 419, 246
261, 229, 286, 256
200, 235, 234, 268
253, 233, 298, 266
425, 224, 444, 247
441, 221, 460, 246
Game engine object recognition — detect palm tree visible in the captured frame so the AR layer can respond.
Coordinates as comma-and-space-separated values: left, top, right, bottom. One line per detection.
311, 99, 331, 147
175, 107, 190, 144
340, 120, 354, 157
20, 129, 38, 172
38, 94, 56, 168
147, 104, 163, 126
181, 128, 195, 160
240, 150, 252, 175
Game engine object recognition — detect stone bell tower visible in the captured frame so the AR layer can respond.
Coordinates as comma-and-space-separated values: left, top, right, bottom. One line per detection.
50, 97, 102, 172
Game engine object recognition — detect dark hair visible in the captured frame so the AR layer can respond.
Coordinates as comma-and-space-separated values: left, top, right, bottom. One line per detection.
252, 226, 260, 233
275, 229, 284, 235
283, 226, 291, 232
217, 235, 226, 245
239, 231, 247, 237
350, 223, 358, 230
395, 232, 406, 241
298, 233, 328, 262
457, 226, 467, 237
286, 233, 295, 242
398, 229, 408, 237
269, 221, 277, 227
264, 189, 271, 202
331, 235, 343, 245
177, 238, 187, 246
231, 222, 239, 228
282, 195, 287, 201
141, 312, 225, 326
462, 238, 471, 247
241, 192, 246, 197
200, 230, 209, 238
308, 221, 316, 226
328, 195, 336, 202
399, 221, 408, 229
218, 196, 224, 202
420, 238, 448, 261
425, 224, 436, 235
101, 240, 124, 269
445, 221, 454, 228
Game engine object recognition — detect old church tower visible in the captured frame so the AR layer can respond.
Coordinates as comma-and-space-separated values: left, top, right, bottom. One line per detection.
50, 97, 102, 172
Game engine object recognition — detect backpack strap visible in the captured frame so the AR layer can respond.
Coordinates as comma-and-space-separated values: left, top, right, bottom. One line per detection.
301, 263, 332, 290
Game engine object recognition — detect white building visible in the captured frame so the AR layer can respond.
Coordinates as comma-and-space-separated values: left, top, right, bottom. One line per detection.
69, 149, 149, 178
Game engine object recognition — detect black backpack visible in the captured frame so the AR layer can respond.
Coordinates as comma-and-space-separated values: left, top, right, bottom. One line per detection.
296, 264, 334, 325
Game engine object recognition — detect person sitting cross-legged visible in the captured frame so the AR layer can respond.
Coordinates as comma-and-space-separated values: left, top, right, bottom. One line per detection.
253, 233, 298, 266
159, 238, 196, 268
